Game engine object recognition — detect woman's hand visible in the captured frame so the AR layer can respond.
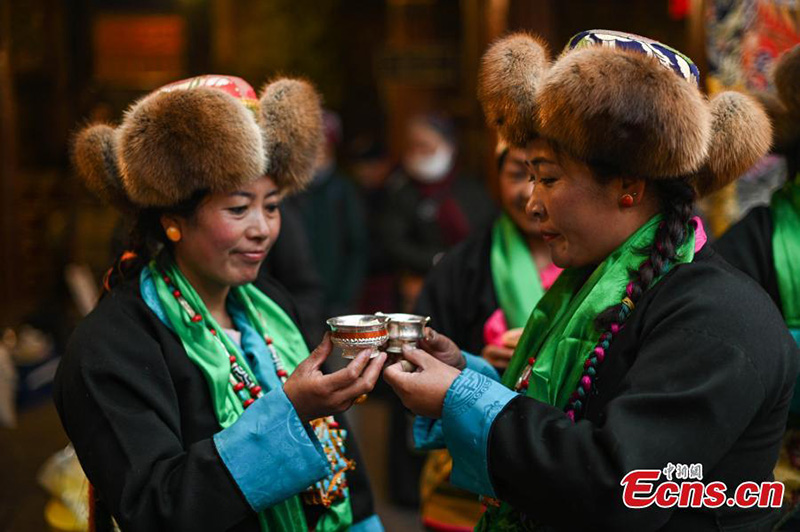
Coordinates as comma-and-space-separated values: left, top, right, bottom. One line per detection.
284, 334, 386, 423
481, 327, 523, 369
382, 345, 460, 418
417, 327, 465, 369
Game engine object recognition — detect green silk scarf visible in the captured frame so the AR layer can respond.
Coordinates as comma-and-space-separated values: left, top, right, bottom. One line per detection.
771, 178, 800, 419
490, 214, 545, 329
148, 260, 352, 531
478, 215, 698, 531
772, 178, 800, 333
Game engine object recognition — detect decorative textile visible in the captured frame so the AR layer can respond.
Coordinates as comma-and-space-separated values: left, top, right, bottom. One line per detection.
567, 29, 700, 87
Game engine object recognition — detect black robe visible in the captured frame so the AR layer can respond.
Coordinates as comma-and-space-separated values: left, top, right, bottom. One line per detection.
485, 247, 798, 531
715, 206, 782, 311
53, 273, 375, 532
414, 223, 497, 356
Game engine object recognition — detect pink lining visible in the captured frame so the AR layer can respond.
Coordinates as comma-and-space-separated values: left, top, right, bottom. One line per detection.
691, 216, 707, 253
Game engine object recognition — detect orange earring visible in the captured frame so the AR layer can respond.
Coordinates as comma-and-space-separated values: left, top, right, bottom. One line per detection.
166, 226, 182, 242
619, 193, 636, 208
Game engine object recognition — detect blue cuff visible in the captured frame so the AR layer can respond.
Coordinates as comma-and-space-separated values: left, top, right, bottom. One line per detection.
463, 350, 501, 381
441, 369, 517, 497
351, 514, 384, 532
413, 415, 445, 450
213, 387, 329, 511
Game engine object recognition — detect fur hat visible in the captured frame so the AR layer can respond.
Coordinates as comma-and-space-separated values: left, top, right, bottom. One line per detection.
753, 45, 800, 154
478, 30, 772, 197
73, 75, 323, 208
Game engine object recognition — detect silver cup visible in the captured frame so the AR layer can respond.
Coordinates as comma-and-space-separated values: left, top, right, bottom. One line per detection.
326, 314, 389, 359
377, 313, 431, 354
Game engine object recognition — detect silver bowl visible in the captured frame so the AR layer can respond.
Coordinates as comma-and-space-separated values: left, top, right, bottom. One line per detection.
326, 314, 389, 359
377, 313, 430, 354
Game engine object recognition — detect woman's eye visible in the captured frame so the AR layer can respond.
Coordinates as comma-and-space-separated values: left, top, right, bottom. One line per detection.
227, 205, 248, 215
540, 177, 558, 186
265, 203, 280, 214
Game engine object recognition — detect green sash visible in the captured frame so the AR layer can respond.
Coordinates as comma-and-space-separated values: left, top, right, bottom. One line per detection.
771, 178, 800, 419
772, 178, 800, 333
149, 260, 352, 531
490, 214, 545, 329
479, 215, 697, 530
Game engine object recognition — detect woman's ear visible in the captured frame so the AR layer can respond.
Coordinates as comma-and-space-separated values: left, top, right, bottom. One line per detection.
619, 177, 647, 206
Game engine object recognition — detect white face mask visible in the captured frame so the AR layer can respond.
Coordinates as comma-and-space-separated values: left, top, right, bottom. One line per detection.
404, 145, 454, 183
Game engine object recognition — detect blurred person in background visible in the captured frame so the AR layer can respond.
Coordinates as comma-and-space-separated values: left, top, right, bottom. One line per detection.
413, 141, 559, 530
55, 75, 384, 532
715, 45, 800, 529
379, 114, 495, 311
348, 136, 397, 314
287, 111, 368, 325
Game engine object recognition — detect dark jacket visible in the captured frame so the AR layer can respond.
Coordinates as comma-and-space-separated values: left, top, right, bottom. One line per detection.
379, 169, 495, 275
487, 247, 798, 531
715, 206, 782, 311
53, 273, 375, 531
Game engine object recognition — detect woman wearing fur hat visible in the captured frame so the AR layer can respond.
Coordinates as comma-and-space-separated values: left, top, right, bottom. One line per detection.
54, 75, 384, 531
384, 30, 798, 530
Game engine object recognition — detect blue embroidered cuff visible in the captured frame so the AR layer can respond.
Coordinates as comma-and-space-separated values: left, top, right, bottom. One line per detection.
463, 350, 501, 381
213, 387, 329, 512
413, 415, 445, 450
441, 369, 516, 497
351, 514, 385, 532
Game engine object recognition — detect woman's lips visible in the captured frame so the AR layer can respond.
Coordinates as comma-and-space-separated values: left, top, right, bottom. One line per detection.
541, 232, 560, 243
236, 250, 267, 262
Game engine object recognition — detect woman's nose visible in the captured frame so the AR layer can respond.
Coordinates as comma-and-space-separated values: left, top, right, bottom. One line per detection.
248, 211, 270, 239
525, 188, 544, 219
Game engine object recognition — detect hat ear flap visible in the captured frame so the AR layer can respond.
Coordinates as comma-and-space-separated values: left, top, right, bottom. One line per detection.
259, 78, 324, 195
72, 124, 134, 211
478, 32, 550, 147
692, 91, 772, 197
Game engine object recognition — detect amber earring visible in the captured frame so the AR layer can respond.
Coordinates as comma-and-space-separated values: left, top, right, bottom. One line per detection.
166, 226, 182, 242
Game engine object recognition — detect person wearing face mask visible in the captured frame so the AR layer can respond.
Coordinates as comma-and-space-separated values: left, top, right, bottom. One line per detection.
413, 141, 559, 530
379, 114, 495, 310
54, 76, 384, 532
383, 31, 798, 530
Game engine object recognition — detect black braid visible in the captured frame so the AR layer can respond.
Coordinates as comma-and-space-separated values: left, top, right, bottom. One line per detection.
595, 179, 696, 331
567, 179, 696, 421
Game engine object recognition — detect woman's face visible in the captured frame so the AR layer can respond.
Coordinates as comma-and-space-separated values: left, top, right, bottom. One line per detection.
525, 139, 649, 269
498, 146, 539, 237
168, 175, 281, 290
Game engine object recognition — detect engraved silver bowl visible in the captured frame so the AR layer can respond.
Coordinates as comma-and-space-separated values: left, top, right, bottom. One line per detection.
376, 313, 430, 354
326, 314, 389, 359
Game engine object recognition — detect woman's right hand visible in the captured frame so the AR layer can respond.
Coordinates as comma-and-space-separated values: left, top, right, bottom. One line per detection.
283, 334, 386, 423
417, 327, 465, 369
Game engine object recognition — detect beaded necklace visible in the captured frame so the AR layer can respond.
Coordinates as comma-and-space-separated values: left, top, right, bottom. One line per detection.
513, 290, 635, 422
161, 273, 353, 507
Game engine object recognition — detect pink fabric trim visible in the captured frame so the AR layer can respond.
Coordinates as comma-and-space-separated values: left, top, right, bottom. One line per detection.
539, 262, 563, 290
691, 216, 707, 253
483, 308, 508, 347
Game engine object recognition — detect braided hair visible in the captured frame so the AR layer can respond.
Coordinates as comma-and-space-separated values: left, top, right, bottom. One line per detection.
565, 177, 696, 421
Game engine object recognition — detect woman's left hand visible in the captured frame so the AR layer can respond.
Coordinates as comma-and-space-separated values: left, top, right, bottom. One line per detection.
382, 344, 461, 418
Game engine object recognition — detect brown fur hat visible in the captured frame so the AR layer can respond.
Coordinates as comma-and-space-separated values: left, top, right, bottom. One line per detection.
478, 33, 550, 147
756, 45, 800, 154
478, 31, 773, 197
260, 78, 324, 196
72, 75, 323, 209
